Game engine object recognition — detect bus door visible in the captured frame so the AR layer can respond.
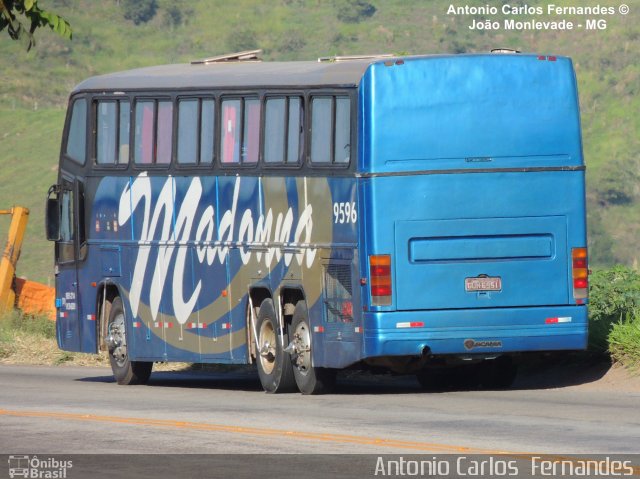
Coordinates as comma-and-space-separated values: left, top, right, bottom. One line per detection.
48, 179, 84, 352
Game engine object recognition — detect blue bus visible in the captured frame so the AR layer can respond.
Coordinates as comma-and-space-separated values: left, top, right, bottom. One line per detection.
46, 51, 588, 394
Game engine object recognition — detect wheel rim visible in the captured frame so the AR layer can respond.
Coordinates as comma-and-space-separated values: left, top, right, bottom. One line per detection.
258, 318, 277, 374
109, 312, 128, 368
292, 321, 311, 376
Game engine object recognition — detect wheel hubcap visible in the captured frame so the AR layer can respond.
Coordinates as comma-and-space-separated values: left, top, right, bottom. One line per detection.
292, 322, 311, 375
258, 318, 277, 374
108, 312, 127, 367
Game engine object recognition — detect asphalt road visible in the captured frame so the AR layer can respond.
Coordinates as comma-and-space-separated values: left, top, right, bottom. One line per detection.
1, 363, 639, 458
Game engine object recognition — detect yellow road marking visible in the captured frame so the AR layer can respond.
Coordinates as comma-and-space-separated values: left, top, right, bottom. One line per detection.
1, 408, 638, 475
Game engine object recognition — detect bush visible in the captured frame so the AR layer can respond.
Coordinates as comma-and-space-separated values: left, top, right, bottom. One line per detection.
335, 0, 376, 23
122, 0, 158, 25
609, 313, 640, 369
591, 157, 640, 206
588, 266, 640, 352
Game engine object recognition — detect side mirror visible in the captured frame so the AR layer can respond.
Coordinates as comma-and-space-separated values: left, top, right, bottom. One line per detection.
45, 188, 61, 241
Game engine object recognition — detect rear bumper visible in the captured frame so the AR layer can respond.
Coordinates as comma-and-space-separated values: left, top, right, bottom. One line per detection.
362, 305, 587, 358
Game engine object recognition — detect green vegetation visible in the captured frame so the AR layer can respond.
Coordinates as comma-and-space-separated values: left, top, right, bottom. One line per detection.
588, 266, 640, 368
0, 0, 71, 51
609, 313, 640, 370
0, 1, 638, 370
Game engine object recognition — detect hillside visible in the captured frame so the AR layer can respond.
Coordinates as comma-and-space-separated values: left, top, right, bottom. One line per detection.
0, 0, 638, 283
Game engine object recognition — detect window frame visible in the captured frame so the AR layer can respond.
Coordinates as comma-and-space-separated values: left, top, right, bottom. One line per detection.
92, 98, 131, 169
131, 96, 174, 170
218, 94, 261, 170
175, 95, 217, 170
262, 93, 305, 170
307, 92, 354, 170
80, 87, 357, 177
63, 96, 88, 166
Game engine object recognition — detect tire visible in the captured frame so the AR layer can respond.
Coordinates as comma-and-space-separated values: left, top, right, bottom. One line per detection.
107, 297, 152, 385
289, 301, 336, 395
255, 299, 296, 393
477, 356, 518, 389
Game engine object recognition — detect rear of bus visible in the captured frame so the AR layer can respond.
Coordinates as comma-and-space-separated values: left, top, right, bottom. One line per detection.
358, 54, 588, 373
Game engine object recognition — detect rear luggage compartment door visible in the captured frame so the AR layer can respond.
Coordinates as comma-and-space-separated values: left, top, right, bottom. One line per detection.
394, 216, 569, 311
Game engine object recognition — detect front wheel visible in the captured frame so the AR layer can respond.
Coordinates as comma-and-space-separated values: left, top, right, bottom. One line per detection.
289, 301, 336, 394
107, 297, 152, 385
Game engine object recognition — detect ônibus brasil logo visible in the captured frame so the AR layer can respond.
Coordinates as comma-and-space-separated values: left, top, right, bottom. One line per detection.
8, 455, 72, 478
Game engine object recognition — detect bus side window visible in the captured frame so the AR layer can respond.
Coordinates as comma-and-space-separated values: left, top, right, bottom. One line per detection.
334, 97, 350, 164
96, 100, 130, 166
221, 99, 240, 164
264, 96, 303, 165
156, 101, 173, 164
96, 102, 116, 164
264, 98, 285, 163
66, 98, 87, 165
311, 97, 332, 163
118, 101, 130, 164
178, 99, 198, 164
287, 97, 303, 164
242, 98, 260, 164
200, 99, 215, 164
135, 101, 154, 164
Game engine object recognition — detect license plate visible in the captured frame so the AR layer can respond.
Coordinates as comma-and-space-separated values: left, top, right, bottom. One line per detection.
465, 276, 502, 292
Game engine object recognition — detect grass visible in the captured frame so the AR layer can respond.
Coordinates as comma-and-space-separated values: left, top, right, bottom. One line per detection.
0, 310, 193, 370
0, 310, 107, 366
609, 314, 640, 371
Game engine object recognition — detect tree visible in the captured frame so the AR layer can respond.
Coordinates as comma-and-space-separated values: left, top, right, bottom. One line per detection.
122, 0, 158, 25
0, 0, 72, 50
335, 0, 376, 23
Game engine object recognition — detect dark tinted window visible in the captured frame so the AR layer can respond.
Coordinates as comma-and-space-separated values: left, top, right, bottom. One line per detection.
264, 98, 285, 163
66, 99, 87, 164
178, 99, 198, 164
264, 96, 303, 165
311, 97, 331, 163
134, 100, 154, 164
96, 102, 116, 164
310, 95, 351, 166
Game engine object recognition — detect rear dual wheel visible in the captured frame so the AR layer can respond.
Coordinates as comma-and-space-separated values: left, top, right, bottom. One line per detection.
255, 299, 296, 393
254, 299, 336, 394
289, 302, 336, 395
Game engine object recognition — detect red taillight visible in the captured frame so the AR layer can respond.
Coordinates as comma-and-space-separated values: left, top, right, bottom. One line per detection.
370, 255, 392, 306
572, 248, 588, 301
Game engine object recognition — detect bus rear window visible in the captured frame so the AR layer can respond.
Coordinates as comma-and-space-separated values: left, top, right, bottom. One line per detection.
66, 98, 87, 165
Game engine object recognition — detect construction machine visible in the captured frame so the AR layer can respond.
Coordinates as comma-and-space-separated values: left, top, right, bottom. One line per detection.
0, 207, 55, 319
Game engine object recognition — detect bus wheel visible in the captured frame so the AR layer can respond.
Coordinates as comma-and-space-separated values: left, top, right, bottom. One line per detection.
289, 301, 336, 395
106, 297, 152, 385
255, 299, 296, 393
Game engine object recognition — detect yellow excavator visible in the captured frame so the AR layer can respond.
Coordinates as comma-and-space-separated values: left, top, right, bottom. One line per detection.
0, 207, 55, 320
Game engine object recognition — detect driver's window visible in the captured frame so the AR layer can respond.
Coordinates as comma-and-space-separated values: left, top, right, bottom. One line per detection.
58, 190, 75, 263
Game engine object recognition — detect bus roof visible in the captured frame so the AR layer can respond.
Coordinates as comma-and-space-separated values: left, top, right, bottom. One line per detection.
72, 53, 570, 94
73, 58, 388, 93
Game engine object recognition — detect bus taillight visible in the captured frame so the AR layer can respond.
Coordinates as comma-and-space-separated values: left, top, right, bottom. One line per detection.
370, 255, 392, 306
572, 248, 588, 302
